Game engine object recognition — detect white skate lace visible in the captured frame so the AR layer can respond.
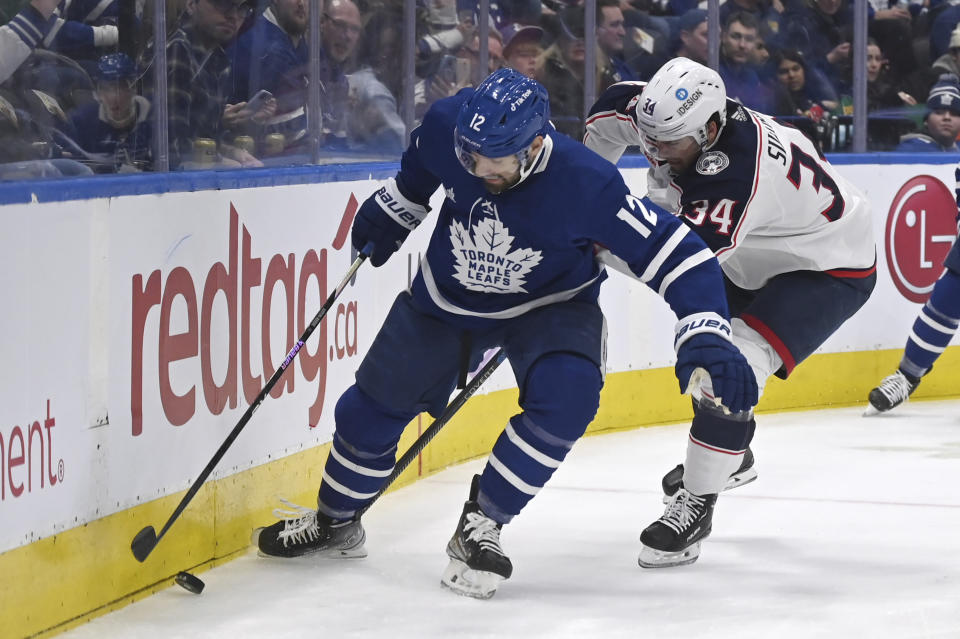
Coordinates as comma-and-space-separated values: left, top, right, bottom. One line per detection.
272, 498, 321, 547
660, 490, 707, 535
464, 512, 505, 556
876, 371, 914, 406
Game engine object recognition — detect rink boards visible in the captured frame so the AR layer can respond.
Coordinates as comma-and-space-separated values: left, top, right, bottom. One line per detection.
0, 156, 958, 637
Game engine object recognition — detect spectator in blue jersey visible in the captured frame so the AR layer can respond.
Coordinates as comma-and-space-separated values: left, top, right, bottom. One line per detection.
895, 75, 960, 152
719, 11, 773, 113
868, 196, 960, 413
229, 0, 308, 112
42, 0, 119, 68
227, 0, 313, 153
141, 0, 273, 168
0, 0, 59, 84
67, 52, 152, 171
253, 68, 757, 600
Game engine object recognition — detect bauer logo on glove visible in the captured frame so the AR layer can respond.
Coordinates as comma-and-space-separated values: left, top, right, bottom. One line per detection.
374, 186, 423, 230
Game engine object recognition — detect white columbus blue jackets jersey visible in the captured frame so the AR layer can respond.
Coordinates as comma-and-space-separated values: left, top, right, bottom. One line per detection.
395, 89, 733, 328
585, 82, 876, 290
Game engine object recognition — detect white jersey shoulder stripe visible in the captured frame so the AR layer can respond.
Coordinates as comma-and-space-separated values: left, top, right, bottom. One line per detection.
716, 110, 764, 259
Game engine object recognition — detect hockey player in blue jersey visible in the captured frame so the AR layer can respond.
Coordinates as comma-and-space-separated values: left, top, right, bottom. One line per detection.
254, 68, 758, 599
584, 58, 876, 569
868, 173, 960, 413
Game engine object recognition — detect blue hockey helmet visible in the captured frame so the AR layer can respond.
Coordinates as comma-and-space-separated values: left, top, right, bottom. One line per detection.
454, 68, 550, 175
97, 53, 137, 83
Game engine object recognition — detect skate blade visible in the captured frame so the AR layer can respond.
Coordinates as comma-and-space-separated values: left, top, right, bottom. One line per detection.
250, 527, 368, 559
662, 468, 759, 503
728, 467, 758, 490
862, 404, 881, 417
638, 542, 702, 569
440, 558, 504, 599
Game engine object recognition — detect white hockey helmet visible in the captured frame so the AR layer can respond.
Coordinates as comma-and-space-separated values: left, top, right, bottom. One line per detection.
635, 57, 727, 151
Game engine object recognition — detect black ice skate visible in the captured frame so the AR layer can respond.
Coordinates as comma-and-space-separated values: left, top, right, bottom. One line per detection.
661, 448, 757, 502
639, 489, 717, 568
867, 370, 920, 414
440, 475, 513, 599
253, 498, 367, 559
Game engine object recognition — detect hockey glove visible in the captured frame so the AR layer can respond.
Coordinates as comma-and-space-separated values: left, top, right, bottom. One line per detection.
674, 314, 758, 414
352, 177, 429, 267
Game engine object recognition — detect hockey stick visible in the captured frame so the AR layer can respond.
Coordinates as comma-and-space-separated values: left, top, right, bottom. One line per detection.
358, 348, 507, 517
131, 244, 374, 562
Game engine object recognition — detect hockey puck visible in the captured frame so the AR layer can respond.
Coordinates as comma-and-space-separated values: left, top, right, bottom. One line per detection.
175, 571, 205, 594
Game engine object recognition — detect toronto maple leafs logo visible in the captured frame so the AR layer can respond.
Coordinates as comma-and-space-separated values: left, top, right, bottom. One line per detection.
449, 198, 542, 293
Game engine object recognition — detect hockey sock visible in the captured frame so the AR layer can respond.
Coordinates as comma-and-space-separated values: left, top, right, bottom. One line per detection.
900, 269, 960, 379
731, 318, 782, 398
478, 354, 602, 523
683, 398, 756, 496
317, 384, 415, 520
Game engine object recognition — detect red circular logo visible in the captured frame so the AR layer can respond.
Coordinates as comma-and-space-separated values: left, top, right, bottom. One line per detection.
886, 175, 957, 303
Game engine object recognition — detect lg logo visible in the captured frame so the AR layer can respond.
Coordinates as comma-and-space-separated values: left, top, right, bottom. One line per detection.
886, 175, 957, 303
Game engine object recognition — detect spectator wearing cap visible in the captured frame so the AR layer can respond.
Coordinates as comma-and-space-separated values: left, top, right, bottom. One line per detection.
67, 52, 152, 171
501, 22, 542, 78
141, 0, 274, 168
896, 75, 960, 152
675, 9, 708, 66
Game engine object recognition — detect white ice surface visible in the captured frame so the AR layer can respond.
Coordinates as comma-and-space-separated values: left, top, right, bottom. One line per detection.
63, 400, 960, 639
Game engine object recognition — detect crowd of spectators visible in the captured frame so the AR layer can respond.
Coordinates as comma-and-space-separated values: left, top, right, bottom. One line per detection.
3, 0, 960, 177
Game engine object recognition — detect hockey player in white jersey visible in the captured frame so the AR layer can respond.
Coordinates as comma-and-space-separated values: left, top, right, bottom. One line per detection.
253, 68, 758, 599
584, 58, 877, 568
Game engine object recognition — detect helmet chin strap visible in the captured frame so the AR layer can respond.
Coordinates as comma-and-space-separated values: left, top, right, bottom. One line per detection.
512, 133, 552, 190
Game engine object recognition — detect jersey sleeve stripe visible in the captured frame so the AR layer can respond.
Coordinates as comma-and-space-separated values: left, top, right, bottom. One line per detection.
640, 223, 689, 283
584, 109, 638, 133
825, 260, 877, 278
657, 247, 715, 297
716, 111, 764, 258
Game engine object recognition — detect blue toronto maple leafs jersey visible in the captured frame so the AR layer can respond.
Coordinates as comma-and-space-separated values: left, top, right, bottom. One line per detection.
396, 89, 732, 328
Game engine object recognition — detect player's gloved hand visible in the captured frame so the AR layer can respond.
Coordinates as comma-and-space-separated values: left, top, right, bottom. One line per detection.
674, 314, 758, 414
352, 177, 429, 267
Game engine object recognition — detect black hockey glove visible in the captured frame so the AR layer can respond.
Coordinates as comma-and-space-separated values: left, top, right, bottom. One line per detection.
674, 318, 758, 415
352, 177, 429, 267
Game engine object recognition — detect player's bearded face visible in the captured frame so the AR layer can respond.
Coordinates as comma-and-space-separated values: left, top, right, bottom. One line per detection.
644, 135, 701, 174
470, 152, 523, 194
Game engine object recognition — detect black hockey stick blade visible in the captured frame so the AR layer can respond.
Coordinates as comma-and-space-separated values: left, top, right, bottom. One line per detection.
131, 526, 158, 562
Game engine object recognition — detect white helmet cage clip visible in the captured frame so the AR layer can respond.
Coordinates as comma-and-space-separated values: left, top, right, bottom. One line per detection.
634, 57, 728, 156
